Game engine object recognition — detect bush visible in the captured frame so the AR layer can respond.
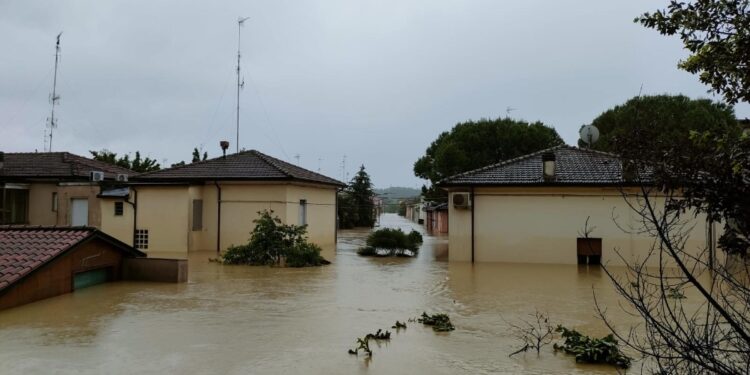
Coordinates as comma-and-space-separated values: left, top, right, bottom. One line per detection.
553, 326, 631, 369
220, 210, 327, 267
359, 228, 424, 257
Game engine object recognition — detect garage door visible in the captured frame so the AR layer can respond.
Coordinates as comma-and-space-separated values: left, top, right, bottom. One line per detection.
73, 268, 108, 290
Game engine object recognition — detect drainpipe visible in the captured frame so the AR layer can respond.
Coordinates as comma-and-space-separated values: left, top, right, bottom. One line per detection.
125, 187, 138, 247
215, 181, 222, 253
335, 187, 342, 245
470, 186, 475, 264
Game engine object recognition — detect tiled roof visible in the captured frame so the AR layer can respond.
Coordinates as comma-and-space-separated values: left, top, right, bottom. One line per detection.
439, 145, 626, 186
134, 150, 345, 186
0, 152, 134, 180
0, 227, 144, 292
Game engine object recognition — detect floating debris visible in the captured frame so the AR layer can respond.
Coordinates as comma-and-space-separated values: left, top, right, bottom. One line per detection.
392, 321, 407, 329
418, 312, 455, 332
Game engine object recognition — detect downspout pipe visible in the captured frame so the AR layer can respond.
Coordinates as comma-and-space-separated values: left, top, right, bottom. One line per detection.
470, 186, 475, 263
125, 187, 137, 247
215, 181, 222, 253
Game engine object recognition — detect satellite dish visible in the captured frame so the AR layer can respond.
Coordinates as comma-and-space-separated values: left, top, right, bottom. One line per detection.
579, 125, 600, 147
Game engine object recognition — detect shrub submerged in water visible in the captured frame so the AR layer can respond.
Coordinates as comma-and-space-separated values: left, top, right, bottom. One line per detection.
219, 210, 328, 267
357, 228, 424, 257
553, 326, 631, 369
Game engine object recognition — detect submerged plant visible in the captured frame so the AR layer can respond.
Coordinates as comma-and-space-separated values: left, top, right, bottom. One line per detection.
553, 326, 631, 369
348, 337, 372, 357
392, 321, 407, 329
358, 228, 424, 257
506, 311, 555, 357
219, 210, 328, 267
418, 312, 455, 332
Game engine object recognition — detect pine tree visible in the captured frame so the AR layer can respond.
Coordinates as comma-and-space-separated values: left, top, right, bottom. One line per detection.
349, 165, 375, 227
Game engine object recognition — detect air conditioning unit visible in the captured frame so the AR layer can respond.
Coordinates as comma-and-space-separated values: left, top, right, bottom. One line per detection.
116, 173, 129, 182
452, 193, 471, 209
90, 171, 105, 182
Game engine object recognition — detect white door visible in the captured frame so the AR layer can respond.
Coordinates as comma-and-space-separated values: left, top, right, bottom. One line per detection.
71, 198, 89, 226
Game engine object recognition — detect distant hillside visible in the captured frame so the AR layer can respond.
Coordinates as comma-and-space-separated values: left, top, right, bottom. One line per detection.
374, 186, 421, 199
375, 187, 421, 214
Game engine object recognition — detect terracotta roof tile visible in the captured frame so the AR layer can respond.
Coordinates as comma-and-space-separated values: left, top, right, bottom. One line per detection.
134, 149, 344, 186
0, 227, 93, 292
0, 152, 134, 180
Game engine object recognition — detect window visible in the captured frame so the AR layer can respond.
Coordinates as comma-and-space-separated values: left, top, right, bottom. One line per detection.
0, 186, 29, 224
52, 192, 58, 212
114, 201, 124, 216
135, 229, 149, 250
192, 199, 203, 231
299, 199, 307, 226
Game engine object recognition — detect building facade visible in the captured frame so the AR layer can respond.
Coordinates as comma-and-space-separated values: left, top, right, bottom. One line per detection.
440, 146, 717, 266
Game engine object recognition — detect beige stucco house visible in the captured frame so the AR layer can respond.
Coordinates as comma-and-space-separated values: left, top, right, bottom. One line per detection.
0, 151, 134, 227
99, 150, 344, 260
439, 145, 717, 266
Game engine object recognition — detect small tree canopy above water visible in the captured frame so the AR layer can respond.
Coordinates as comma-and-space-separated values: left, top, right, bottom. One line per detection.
357, 228, 423, 257
219, 210, 327, 267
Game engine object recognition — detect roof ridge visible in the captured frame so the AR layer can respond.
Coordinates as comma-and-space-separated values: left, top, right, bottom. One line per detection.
438, 144, 568, 184
136, 150, 258, 177
249, 150, 294, 179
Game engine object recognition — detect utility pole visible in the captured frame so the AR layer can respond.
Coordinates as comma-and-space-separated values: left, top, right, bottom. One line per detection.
236, 17, 249, 154
45, 32, 62, 152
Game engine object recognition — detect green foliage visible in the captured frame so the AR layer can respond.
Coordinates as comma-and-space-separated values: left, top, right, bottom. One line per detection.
637, 1, 750, 104
358, 228, 423, 257
553, 326, 631, 369
582, 95, 738, 153
374, 187, 420, 213
219, 210, 326, 267
414, 117, 563, 187
90, 149, 161, 173
392, 321, 407, 329
347, 329, 391, 356
418, 312, 455, 332
338, 165, 376, 228
192, 147, 208, 163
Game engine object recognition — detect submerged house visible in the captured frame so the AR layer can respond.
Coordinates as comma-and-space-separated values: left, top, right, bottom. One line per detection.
0, 227, 145, 310
0, 151, 134, 227
439, 145, 716, 266
99, 150, 344, 259
425, 203, 448, 234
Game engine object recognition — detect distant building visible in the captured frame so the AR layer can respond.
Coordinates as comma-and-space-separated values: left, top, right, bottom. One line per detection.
425, 203, 448, 234
0, 151, 134, 227
439, 145, 717, 266
99, 150, 344, 259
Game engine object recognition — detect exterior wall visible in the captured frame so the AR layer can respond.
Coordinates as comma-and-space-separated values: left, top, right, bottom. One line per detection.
448, 187, 714, 266
100, 198, 134, 246
134, 186, 190, 256
285, 184, 337, 260
122, 182, 338, 260
27, 183, 103, 227
0, 240, 125, 310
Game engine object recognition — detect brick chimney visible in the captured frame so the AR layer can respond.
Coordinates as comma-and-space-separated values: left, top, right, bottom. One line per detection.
542, 152, 555, 180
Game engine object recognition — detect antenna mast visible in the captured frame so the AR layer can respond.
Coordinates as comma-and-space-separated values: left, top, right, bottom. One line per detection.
45, 32, 62, 152
236, 17, 249, 154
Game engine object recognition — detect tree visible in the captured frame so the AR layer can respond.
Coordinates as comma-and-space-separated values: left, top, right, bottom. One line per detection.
338, 165, 376, 228
90, 149, 160, 173
636, 0, 750, 104
192, 147, 208, 163
580, 4, 750, 372
414, 117, 563, 196
582, 94, 739, 153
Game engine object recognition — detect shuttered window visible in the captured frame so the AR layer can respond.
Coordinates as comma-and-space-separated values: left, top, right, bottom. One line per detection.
192, 199, 203, 231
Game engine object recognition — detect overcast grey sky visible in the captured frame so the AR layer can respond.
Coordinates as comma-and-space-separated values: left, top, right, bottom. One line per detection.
1, 1, 748, 188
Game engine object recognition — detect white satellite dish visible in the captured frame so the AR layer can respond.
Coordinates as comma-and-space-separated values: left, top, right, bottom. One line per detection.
579, 125, 600, 147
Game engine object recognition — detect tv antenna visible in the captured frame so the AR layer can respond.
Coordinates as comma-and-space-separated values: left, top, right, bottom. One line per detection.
44, 32, 62, 152
235, 16, 250, 154
317, 157, 322, 172
505, 106, 516, 117
579, 124, 600, 147
294, 153, 301, 165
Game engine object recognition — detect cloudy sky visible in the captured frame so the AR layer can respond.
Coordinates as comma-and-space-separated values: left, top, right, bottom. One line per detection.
1, 1, 748, 188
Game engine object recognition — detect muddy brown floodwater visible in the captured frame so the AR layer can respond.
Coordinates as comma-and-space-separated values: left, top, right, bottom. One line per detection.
0, 214, 645, 374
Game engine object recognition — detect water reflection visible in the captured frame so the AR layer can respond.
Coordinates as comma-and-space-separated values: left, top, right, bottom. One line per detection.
0, 214, 634, 374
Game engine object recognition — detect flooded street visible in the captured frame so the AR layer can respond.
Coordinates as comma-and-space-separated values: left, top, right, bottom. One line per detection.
0, 214, 639, 374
